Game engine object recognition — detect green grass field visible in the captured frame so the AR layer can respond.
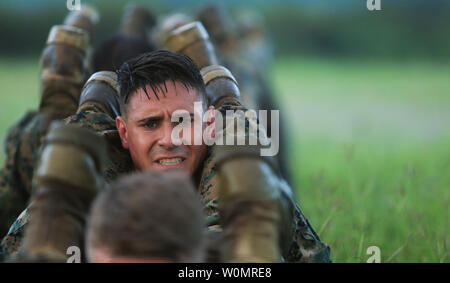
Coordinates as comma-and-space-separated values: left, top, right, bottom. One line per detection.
0, 56, 449, 262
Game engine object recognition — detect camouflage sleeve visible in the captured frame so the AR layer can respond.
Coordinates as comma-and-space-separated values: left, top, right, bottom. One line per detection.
64, 111, 134, 183
0, 111, 47, 238
197, 101, 331, 263
0, 110, 134, 260
1, 207, 30, 258
0, 110, 114, 238
286, 204, 331, 262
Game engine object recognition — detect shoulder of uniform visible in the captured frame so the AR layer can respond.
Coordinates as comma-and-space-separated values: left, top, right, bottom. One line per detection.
64, 111, 117, 133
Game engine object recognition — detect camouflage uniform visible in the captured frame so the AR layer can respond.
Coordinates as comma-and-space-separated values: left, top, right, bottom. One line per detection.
0, 112, 44, 238
1, 15, 329, 262
1, 97, 330, 262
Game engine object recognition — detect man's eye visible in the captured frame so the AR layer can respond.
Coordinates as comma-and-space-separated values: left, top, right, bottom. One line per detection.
144, 121, 158, 129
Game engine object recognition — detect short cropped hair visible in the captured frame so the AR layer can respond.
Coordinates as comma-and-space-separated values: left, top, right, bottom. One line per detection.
86, 171, 206, 262
116, 50, 206, 115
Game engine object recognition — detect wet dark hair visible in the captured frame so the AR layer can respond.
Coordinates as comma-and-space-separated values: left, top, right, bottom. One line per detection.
116, 50, 206, 114
92, 34, 155, 73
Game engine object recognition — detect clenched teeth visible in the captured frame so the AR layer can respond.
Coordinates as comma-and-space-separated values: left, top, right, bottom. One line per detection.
158, 158, 184, 165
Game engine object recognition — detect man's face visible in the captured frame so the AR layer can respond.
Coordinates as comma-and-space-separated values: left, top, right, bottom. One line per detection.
116, 81, 210, 175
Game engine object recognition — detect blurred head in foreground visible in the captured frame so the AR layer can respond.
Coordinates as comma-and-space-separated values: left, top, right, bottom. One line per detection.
86, 171, 206, 263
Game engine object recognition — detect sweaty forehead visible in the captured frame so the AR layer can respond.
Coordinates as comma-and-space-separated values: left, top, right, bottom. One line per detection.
126, 81, 202, 117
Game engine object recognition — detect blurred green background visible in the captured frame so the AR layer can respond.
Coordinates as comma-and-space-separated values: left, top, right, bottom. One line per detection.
0, 0, 449, 262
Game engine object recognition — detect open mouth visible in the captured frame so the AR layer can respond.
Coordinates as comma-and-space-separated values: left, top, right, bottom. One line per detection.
156, 157, 186, 166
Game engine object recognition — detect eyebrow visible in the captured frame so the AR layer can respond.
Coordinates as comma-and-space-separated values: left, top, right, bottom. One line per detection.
136, 113, 195, 124
137, 115, 164, 124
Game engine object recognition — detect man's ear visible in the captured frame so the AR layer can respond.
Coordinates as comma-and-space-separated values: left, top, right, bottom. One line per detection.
116, 116, 129, 149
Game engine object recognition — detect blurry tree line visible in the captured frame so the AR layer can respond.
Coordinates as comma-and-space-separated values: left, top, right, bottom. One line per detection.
0, 0, 449, 60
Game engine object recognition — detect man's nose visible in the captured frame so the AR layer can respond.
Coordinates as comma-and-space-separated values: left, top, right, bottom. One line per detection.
157, 122, 175, 149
